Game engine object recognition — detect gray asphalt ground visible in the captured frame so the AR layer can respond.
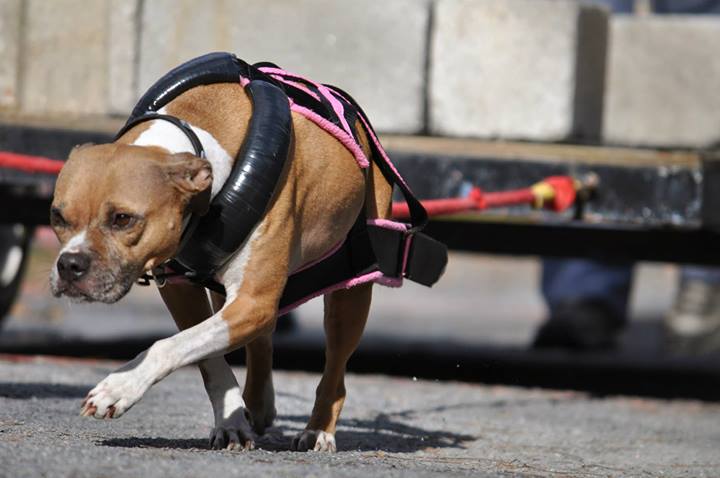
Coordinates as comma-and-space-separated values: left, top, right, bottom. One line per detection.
2, 237, 720, 476
2, 354, 719, 478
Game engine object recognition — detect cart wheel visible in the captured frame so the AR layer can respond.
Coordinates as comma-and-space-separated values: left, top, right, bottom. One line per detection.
0, 225, 32, 329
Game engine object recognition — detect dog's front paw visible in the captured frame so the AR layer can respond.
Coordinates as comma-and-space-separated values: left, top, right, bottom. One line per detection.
291, 430, 336, 452
209, 407, 255, 451
80, 372, 147, 419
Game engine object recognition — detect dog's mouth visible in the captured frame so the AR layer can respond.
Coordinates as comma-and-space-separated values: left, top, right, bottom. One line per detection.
53, 281, 99, 303
50, 265, 139, 304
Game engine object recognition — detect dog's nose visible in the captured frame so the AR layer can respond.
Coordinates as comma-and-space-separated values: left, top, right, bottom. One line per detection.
57, 252, 91, 282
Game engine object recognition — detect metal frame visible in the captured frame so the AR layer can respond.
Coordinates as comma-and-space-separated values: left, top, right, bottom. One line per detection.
1, 120, 718, 264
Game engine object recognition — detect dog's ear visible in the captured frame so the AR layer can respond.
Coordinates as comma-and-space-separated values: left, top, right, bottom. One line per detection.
164, 152, 213, 193
163, 153, 213, 214
71, 143, 95, 153
66, 143, 96, 161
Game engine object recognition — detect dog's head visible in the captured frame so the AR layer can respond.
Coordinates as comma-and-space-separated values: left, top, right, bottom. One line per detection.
49, 143, 212, 303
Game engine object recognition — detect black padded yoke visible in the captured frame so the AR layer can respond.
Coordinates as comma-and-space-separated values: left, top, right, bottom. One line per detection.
118, 52, 293, 280
114, 113, 206, 158
173, 80, 292, 277
126, 52, 280, 119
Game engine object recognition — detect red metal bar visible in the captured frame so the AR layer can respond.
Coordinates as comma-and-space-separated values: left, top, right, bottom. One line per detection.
483, 189, 536, 209
392, 176, 578, 220
0, 151, 64, 175
0, 150, 579, 219
392, 186, 541, 219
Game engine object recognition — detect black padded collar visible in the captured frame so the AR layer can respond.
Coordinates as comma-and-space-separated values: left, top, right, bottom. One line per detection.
114, 112, 206, 159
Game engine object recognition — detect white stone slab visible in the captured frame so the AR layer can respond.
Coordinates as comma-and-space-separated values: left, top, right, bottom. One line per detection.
430, 0, 608, 141
0, 0, 21, 109
21, 0, 111, 115
138, 0, 430, 133
604, 16, 720, 148
108, 0, 140, 115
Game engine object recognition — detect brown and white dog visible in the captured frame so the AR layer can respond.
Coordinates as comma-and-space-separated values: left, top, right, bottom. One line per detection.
49, 82, 393, 452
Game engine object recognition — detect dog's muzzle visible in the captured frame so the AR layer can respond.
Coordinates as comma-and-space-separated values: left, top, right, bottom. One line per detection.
56, 251, 91, 283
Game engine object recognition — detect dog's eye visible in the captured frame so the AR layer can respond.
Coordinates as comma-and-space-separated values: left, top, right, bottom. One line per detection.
111, 213, 136, 230
50, 208, 69, 228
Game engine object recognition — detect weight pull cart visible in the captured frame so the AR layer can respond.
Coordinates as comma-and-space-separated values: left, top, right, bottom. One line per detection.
1, 117, 719, 326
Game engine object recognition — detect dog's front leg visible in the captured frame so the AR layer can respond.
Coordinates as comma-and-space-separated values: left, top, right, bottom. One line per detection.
80, 294, 280, 419
157, 282, 256, 450
81, 223, 289, 425
80, 346, 165, 419
79, 310, 232, 419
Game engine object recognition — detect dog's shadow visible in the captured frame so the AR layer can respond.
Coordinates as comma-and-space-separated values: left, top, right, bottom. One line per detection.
0, 382, 92, 399
99, 406, 477, 453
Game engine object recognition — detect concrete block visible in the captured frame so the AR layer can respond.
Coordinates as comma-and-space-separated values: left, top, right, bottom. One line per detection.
138, 0, 430, 133
429, 0, 608, 141
21, 0, 110, 115
0, 0, 21, 109
108, 0, 140, 115
604, 17, 720, 148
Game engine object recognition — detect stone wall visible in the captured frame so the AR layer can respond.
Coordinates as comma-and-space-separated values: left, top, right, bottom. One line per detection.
0, 0, 718, 148
430, 0, 608, 141
0, 0, 22, 109
604, 16, 720, 148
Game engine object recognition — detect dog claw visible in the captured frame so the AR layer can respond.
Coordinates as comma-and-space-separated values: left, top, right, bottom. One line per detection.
209, 427, 255, 451
291, 430, 336, 453
80, 404, 97, 417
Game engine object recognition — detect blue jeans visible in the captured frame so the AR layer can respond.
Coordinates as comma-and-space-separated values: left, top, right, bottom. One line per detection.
598, 0, 720, 14
681, 266, 720, 284
541, 258, 633, 322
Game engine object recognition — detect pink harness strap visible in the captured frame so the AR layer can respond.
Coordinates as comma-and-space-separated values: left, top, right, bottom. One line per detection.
289, 103, 370, 168
257, 66, 372, 169
258, 67, 353, 135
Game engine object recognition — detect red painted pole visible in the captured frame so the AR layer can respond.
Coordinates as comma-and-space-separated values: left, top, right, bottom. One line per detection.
0, 150, 580, 219
0, 152, 64, 175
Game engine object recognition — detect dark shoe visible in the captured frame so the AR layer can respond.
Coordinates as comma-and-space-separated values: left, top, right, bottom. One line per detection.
665, 279, 720, 356
532, 299, 625, 350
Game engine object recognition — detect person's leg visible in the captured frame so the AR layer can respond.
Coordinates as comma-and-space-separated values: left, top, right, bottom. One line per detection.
680, 266, 720, 284
534, 258, 634, 349
652, 0, 720, 15
665, 266, 720, 354
600, 0, 635, 13
541, 258, 633, 320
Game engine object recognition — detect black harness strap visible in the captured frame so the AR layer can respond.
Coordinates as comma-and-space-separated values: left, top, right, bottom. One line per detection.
114, 113, 206, 158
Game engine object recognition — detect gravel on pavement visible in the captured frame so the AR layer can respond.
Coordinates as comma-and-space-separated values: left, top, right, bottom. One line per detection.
1, 355, 719, 478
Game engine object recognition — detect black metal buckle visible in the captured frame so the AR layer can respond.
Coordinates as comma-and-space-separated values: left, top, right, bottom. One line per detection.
136, 274, 152, 286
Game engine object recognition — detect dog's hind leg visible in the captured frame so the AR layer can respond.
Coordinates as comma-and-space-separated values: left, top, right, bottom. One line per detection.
291, 282, 372, 452
242, 333, 277, 435
289, 139, 392, 452
158, 282, 255, 450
